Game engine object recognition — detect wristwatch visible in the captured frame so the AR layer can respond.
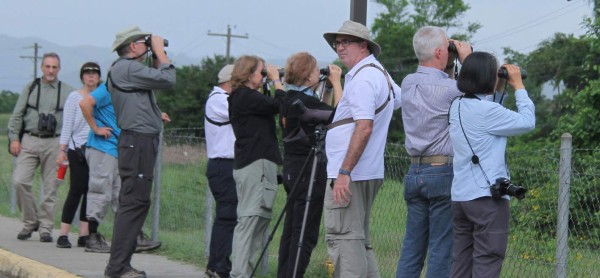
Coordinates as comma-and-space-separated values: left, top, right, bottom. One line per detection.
339, 168, 351, 176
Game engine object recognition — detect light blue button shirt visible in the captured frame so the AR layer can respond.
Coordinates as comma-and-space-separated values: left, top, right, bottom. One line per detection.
449, 89, 535, 201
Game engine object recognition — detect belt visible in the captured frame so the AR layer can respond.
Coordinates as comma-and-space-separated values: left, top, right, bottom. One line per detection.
210, 157, 233, 161
26, 132, 59, 139
410, 155, 452, 164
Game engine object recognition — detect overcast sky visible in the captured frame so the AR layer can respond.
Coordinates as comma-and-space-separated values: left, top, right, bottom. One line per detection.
0, 0, 592, 65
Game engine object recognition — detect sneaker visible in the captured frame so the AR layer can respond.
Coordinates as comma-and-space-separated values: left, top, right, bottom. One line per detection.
56, 235, 71, 248
16, 222, 39, 240
40, 232, 53, 243
135, 232, 161, 253
203, 269, 222, 278
77, 235, 89, 247
85, 233, 111, 253
104, 266, 146, 278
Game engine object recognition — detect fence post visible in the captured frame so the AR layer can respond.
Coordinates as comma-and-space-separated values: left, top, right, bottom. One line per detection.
204, 186, 214, 258
556, 133, 572, 278
151, 132, 164, 240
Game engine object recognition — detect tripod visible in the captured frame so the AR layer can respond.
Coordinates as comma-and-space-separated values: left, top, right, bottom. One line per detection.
250, 125, 327, 278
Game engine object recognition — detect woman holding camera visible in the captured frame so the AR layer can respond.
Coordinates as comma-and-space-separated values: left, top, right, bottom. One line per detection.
448, 52, 535, 277
228, 55, 285, 278
54, 62, 102, 248
276, 52, 342, 278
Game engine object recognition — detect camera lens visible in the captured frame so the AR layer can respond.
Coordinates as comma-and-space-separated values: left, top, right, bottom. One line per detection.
448, 41, 457, 55
320, 68, 330, 76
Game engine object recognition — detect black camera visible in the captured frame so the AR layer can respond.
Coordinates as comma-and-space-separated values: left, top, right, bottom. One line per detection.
319, 68, 330, 76
260, 68, 284, 78
38, 113, 57, 134
490, 177, 527, 200
144, 36, 169, 48
498, 67, 527, 80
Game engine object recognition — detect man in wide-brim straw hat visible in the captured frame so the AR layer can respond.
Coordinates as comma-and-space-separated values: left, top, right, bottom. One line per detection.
322, 20, 401, 278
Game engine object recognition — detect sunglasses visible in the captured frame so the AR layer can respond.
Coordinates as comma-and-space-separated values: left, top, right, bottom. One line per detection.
82, 67, 100, 72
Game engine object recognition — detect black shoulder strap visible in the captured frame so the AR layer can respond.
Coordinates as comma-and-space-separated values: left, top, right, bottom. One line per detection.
107, 58, 151, 93
327, 63, 395, 130
26, 78, 40, 110
27, 78, 62, 112
205, 92, 231, 126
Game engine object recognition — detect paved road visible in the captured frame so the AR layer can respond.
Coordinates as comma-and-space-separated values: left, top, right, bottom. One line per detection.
0, 215, 203, 278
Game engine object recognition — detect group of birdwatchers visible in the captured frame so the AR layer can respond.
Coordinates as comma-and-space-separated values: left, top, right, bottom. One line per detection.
7, 19, 534, 278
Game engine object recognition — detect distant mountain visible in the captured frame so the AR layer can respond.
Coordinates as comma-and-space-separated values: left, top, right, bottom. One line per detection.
0, 34, 199, 92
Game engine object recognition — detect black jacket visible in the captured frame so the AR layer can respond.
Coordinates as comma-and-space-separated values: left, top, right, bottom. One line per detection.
228, 86, 285, 169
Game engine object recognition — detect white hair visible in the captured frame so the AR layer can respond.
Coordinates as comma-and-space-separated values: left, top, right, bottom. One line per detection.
413, 26, 447, 63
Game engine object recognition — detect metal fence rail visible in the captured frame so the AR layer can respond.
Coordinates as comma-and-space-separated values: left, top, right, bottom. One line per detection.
0, 129, 598, 277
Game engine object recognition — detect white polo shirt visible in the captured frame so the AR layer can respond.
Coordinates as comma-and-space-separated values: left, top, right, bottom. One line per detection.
326, 55, 401, 181
204, 86, 235, 159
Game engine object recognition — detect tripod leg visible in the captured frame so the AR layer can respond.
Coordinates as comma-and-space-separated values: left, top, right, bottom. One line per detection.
292, 148, 320, 278
250, 149, 315, 278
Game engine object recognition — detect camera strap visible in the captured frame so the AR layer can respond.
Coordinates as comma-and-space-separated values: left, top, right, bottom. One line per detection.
457, 96, 492, 186
28, 79, 63, 112
327, 63, 394, 130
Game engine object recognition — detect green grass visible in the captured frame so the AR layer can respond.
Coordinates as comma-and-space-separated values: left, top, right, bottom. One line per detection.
1, 115, 599, 277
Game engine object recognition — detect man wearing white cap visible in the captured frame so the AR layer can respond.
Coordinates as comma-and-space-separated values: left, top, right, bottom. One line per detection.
104, 25, 175, 278
322, 20, 401, 277
204, 64, 237, 278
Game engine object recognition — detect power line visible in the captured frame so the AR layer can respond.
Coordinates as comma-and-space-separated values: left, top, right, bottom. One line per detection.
19, 42, 42, 80
208, 25, 249, 63
474, 2, 587, 45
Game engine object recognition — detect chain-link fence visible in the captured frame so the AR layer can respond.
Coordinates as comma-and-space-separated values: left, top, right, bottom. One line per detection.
0, 129, 598, 277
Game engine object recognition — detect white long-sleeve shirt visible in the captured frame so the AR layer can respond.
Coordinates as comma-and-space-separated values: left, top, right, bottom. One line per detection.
59, 91, 90, 149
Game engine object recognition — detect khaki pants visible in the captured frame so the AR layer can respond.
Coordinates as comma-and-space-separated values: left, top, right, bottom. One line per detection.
85, 147, 120, 223
324, 179, 383, 278
230, 159, 278, 278
13, 134, 59, 234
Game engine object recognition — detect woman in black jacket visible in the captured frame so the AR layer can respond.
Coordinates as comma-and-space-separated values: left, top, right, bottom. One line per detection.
277, 52, 342, 278
228, 55, 285, 278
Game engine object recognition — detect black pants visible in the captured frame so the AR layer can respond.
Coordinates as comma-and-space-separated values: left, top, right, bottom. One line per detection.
206, 158, 238, 277
106, 131, 158, 276
61, 149, 89, 223
277, 154, 327, 278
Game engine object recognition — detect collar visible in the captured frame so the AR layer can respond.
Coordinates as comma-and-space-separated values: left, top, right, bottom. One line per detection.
345, 54, 378, 80
415, 65, 449, 79
41, 79, 60, 88
284, 84, 316, 97
212, 86, 229, 95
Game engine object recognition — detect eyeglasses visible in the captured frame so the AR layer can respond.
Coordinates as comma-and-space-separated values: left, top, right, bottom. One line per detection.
332, 40, 360, 49
82, 67, 100, 72
134, 40, 147, 45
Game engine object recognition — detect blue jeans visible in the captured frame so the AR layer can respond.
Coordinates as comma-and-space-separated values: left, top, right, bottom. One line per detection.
396, 163, 453, 278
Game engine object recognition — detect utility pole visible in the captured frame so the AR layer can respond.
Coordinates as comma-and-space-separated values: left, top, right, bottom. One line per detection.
350, 0, 367, 25
19, 43, 42, 80
208, 25, 249, 63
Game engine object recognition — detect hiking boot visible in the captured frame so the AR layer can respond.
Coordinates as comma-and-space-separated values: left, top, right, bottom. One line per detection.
77, 235, 89, 247
85, 233, 111, 253
16, 222, 39, 240
135, 232, 161, 253
56, 235, 71, 248
104, 266, 146, 278
40, 232, 53, 242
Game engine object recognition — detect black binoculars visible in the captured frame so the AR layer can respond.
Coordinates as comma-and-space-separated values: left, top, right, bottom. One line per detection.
497, 67, 527, 80
261, 68, 284, 78
144, 36, 169, 48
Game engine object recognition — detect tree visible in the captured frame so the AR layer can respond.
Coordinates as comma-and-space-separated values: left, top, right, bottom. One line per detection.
370, 0, 480, 142
156, 55, 230, 130
0, 90, 19, 113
